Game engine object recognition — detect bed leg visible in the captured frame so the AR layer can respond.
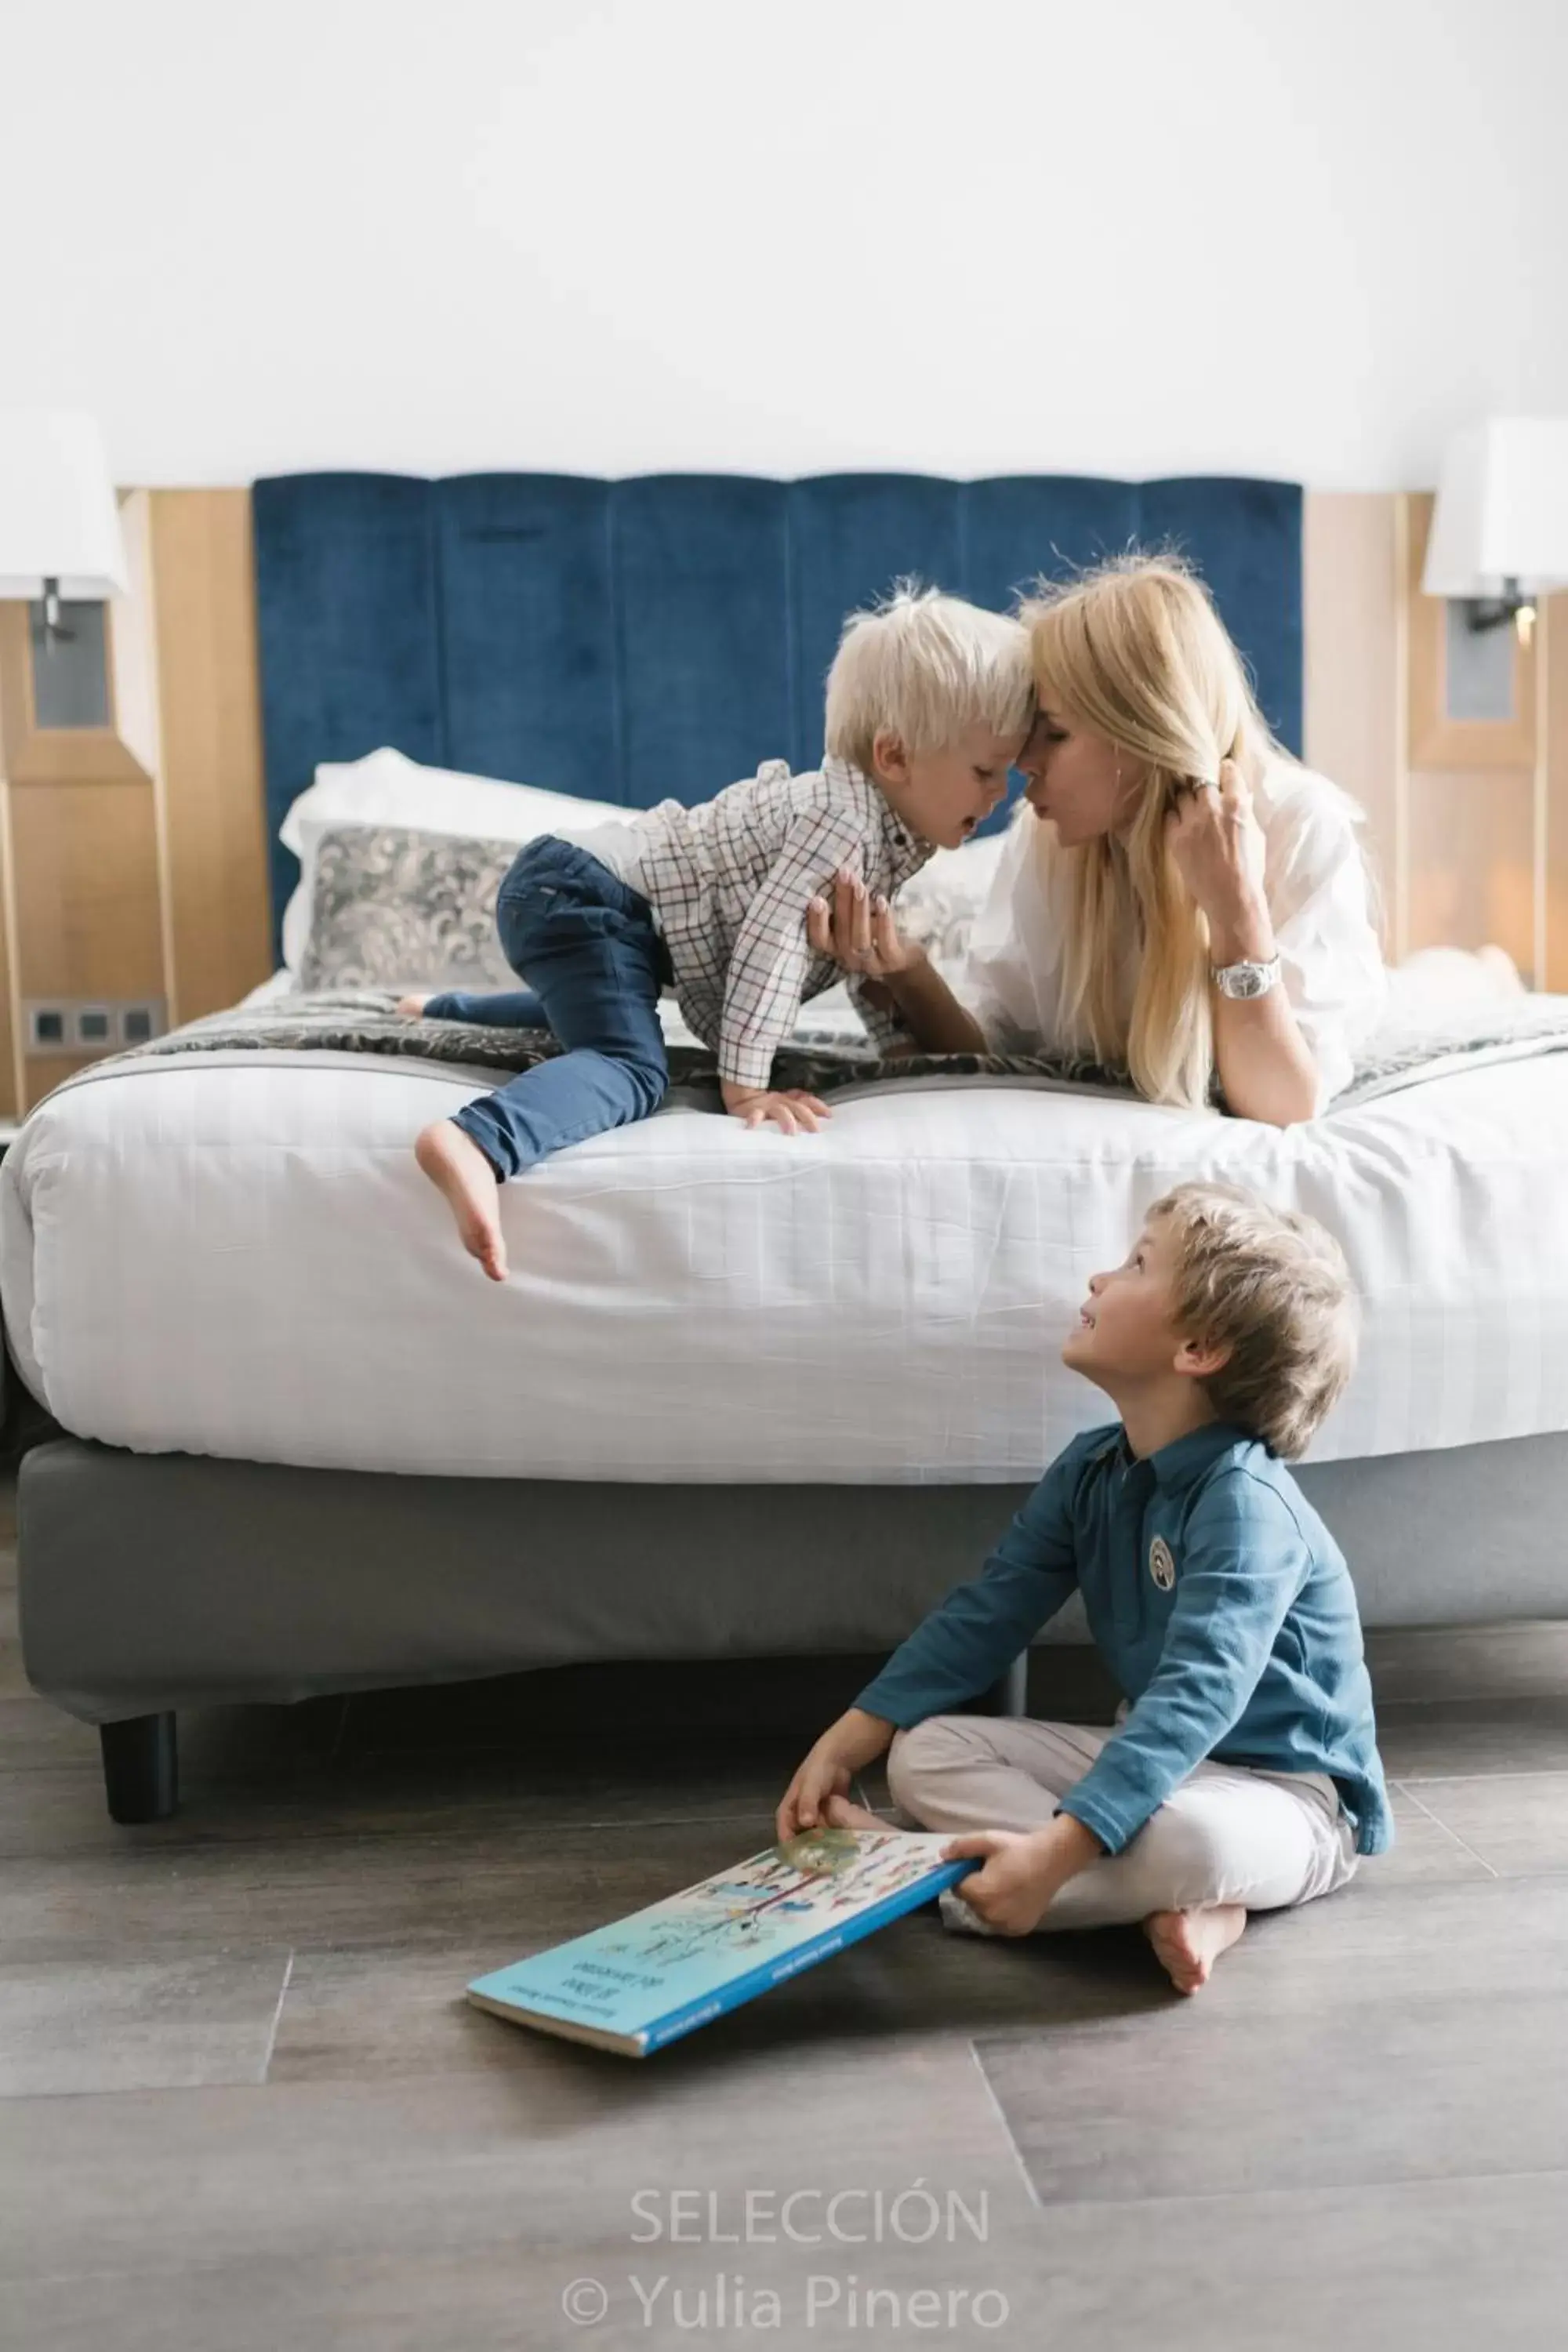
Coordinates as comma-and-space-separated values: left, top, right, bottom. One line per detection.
982, 1653, 1029, 1718
100, 1712, 179, 1824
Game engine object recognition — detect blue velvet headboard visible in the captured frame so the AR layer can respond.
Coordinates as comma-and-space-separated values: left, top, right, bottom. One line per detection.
252, 470, 1302, 956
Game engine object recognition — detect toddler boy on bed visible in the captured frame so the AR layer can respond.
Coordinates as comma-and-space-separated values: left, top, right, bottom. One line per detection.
776, 1181, 1391, 1995
401, 587, 1033, 1280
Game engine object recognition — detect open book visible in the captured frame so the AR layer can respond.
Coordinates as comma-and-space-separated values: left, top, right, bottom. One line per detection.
466, 1826, 974, 2057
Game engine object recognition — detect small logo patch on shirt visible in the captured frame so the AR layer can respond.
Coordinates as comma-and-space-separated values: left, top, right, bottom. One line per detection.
1149, 1535, 1176, 1591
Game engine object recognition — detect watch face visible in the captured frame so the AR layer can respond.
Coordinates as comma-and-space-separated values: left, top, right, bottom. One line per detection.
1217, 961, 1277, 999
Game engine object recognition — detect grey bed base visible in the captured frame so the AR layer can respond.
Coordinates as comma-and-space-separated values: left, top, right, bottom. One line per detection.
18, 1429, 1568, 1824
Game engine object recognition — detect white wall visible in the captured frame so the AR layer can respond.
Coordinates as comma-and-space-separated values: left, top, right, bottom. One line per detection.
5, 0, 1566, 489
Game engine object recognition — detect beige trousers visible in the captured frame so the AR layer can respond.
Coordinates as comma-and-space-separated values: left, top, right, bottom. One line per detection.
887, 1714, 1359, 1929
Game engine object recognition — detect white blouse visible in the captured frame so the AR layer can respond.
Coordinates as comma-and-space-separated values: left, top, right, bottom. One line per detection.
958, 760, 1388, 1113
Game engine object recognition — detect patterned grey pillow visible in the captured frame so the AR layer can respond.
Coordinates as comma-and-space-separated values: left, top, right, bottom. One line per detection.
299, 823, 522, 992
296, 817, 1005, 994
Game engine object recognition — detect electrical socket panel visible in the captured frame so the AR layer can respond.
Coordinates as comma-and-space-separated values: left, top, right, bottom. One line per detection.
24, 1000, 168, 1055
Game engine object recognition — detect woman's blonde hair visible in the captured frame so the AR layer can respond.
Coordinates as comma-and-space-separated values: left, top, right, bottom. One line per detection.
1019, 554, 1280, 1110
1152, 1181, 1359, 1460
825, 584, 1035, 775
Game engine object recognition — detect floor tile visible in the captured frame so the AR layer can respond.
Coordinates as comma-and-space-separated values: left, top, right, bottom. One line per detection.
0, 1948, 292, 2097
1408, 1770, 1568, 1876
978, 1874, 1568, 2204
994, 2172, 1568, 2352
1211, 1869, 1568, 2005
1, 2041, 1030, 2281
1377, 1780, 1495, 1883
0, 1696, 101, 1773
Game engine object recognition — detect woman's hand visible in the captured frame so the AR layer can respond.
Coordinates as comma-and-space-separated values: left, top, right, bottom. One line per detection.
1165, 759, 1322, 1123
775, 1708, 895, 1842
1165, 761, 1274, 961
807, 869, 925, 990
801, 866, 986, 1054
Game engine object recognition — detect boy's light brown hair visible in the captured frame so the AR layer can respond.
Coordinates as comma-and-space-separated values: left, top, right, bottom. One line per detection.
1149, 1180, 1358, 1460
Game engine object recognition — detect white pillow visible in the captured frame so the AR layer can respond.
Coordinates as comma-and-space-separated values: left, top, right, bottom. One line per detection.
277, 746, 623, 972
895, 829, 1011, 975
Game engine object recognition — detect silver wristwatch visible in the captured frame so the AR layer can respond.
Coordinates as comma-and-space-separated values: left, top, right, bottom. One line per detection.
1211, 953, 1282, 1001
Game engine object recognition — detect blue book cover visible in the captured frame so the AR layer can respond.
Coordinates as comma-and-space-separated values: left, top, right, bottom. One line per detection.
466, 1826, 975, 2056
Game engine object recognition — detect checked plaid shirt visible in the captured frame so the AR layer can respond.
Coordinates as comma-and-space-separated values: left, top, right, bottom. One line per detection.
617, 757, 934, 1091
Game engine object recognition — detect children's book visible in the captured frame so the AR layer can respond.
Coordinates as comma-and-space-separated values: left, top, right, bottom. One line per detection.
466, 1825, 975, 2057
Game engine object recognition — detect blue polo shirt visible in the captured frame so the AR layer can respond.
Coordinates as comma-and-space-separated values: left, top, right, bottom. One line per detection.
856, 1420, 1391, 1858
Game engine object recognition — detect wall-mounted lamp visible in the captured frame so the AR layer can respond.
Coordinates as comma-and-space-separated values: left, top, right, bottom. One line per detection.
0, 408, 127, 638
0, 411, 128, 732
1423, 416, 1568, 648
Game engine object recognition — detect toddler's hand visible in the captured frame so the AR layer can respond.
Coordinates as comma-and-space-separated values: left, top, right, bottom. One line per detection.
775, 1708, 894, 1843
720, 1083, 832, 1134
395, 994, 430, 1018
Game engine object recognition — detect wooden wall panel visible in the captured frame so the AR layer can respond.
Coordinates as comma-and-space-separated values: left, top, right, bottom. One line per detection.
1404, 769, 1537, 968
1401, 491, 1552, 976
147, 489, 271, 1022
1303, 492, 1401, 953
111, 491, 163, 781
6, 780, 165, 1001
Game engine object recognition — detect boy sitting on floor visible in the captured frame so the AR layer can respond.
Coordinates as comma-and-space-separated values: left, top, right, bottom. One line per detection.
404, 587, 1034, 1280
776, 1181, 1391, 1995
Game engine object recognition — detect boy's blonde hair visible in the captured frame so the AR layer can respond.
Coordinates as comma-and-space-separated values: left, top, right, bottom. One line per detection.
1150, 1180, 1358, 1460
1019, 554, 1370, 1112
825, 584, 1035, 775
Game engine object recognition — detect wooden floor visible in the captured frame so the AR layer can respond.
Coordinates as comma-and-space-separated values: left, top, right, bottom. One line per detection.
3, 1479, 1568, 2350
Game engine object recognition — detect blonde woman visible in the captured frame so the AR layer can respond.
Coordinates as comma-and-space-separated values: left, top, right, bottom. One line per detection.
809, 556, 1388, 1127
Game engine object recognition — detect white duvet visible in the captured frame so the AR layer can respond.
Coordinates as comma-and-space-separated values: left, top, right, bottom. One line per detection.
5, 1034, 1568, 1481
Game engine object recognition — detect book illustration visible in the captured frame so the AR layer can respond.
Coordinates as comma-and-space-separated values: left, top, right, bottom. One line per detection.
597, 1828, 947, 1970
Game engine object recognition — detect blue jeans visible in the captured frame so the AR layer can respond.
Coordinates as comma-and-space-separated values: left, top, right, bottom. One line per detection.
426, 836, 671, 1178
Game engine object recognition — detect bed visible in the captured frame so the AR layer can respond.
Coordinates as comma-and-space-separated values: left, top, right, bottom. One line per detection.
8, 466, 1568, 1824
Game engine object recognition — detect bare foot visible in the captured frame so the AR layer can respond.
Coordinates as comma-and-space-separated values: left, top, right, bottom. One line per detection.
395, 993, 430, 1018
415, 1120, 508, 1282
822, 1793, 890, 1832
1144, 1904, 1247, 1995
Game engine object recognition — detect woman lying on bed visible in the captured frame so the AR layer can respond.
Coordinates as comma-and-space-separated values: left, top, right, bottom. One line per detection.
809, 554, 1387, 1128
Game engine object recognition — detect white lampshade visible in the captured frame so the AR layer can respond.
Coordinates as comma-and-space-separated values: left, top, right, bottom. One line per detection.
1422, 416, 1568, 600
0, 409, 128, 600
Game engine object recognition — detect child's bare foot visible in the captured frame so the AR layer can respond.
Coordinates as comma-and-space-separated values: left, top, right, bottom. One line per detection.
1144, 1904, 1247, 1994
414, 1120, 508, 1282
395, 993, 430, 1018
822, 1793, 891, 1832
